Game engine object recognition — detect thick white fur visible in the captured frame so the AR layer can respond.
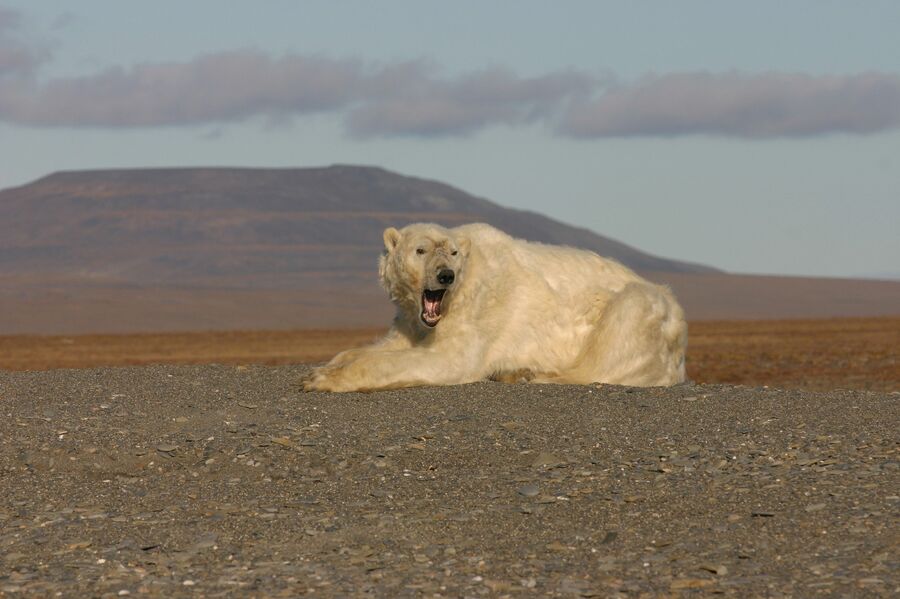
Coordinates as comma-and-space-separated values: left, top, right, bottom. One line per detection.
303, 223, 687, 392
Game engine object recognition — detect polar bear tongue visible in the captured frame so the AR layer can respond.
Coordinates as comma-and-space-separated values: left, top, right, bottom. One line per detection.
422, 289, 445, 326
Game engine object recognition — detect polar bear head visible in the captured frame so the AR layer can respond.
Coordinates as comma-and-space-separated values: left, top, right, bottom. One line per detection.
379, 223, 470, 328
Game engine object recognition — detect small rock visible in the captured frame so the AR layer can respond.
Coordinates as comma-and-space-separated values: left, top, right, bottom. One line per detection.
699, 564, 728, 576
270, 437, 298, 449
67, 541, 92, 550
517, 483, 540, 497
483, 579, 512, 592
545, 541, 568, 551
532, 452, 565, 469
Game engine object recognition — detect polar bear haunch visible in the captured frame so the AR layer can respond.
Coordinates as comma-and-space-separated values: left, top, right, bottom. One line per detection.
302, 222, 687, 392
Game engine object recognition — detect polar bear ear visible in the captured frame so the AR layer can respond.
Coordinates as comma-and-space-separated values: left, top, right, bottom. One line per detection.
457, 236, 471, 256
383, 227, 401, 252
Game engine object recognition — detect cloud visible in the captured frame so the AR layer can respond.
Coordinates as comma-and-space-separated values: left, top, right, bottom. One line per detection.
0, 7, 49, 79
347, 65, 594, 137
50, 12, 77, 31
0, 16, 595, 134
0, 48, 594, 134
1, 14, 899, 139
0, 7, 19, 34
559, 72, 900, 138
0, 50, 367, 127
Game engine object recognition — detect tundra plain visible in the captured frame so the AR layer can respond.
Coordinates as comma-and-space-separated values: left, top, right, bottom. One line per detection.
2, 317, 897, 392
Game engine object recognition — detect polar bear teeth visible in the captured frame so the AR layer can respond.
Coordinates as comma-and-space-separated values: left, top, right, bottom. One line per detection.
421, 289, 446, 326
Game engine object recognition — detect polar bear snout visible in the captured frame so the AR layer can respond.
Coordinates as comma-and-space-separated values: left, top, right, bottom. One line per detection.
437, 269, 455, 285
421, 268, 456, 327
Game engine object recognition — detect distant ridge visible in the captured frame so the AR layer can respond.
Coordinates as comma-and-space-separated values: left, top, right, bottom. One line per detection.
0, 165, 715, 291
2, 165, 898, 334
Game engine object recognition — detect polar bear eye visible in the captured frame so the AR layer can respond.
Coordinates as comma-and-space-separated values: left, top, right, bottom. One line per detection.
416, 248, 426, 255
451, 250, 458, 256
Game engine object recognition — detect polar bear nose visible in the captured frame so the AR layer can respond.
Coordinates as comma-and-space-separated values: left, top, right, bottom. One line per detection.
437, 269, 455, 285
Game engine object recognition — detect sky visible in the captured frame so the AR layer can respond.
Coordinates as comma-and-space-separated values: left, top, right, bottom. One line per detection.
1, 1, 899, 278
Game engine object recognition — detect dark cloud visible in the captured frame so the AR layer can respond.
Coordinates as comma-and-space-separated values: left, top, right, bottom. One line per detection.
559, 72, 900, 138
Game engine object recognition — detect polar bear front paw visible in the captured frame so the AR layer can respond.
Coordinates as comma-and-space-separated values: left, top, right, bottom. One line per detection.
300, 365, 341, 392
302, 364, 365, 392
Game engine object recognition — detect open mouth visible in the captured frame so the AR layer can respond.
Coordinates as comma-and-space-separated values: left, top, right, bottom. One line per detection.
421, 289, 447, 327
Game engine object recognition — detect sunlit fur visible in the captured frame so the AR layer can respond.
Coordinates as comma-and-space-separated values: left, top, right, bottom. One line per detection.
303, 223, 687, 392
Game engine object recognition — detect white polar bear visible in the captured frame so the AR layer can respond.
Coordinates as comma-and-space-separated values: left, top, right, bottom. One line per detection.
303, 222, 687, 392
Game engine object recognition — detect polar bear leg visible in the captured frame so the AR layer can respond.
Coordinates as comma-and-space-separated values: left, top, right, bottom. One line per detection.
551, 283, 687, 386
303, 343, 484, 392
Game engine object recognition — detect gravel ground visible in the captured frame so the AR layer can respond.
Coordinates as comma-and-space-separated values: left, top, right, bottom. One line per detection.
1, 365, 897, 597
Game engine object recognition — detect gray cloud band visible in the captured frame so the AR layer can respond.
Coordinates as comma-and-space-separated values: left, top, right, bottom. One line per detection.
2, 20, 899, 138
558, 72, 900, 138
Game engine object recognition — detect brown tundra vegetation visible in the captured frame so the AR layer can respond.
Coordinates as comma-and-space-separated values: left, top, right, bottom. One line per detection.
1, 317, 897, 392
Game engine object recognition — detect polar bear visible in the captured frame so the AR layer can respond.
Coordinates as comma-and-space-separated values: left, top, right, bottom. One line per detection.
302, 222, 687, 392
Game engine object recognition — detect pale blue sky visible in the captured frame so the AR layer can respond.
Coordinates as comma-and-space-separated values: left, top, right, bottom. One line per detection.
2, 1, 899, 277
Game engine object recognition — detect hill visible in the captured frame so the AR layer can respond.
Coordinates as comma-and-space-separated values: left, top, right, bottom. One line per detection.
0, 165, 714, 290
1, 165, 898, 334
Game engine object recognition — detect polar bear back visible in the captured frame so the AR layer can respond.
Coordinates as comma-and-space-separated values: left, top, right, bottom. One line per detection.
452, 223, 641, 296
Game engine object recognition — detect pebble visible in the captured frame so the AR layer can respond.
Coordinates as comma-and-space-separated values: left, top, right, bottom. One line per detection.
700, 564, 729, 576
545, 541, 568, 551
671, 578, 716, 590
531, 452, 564, 469
517, 483, 540, 497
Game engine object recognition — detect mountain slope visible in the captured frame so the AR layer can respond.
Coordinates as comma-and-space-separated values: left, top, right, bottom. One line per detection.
0, 165, 715, 290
